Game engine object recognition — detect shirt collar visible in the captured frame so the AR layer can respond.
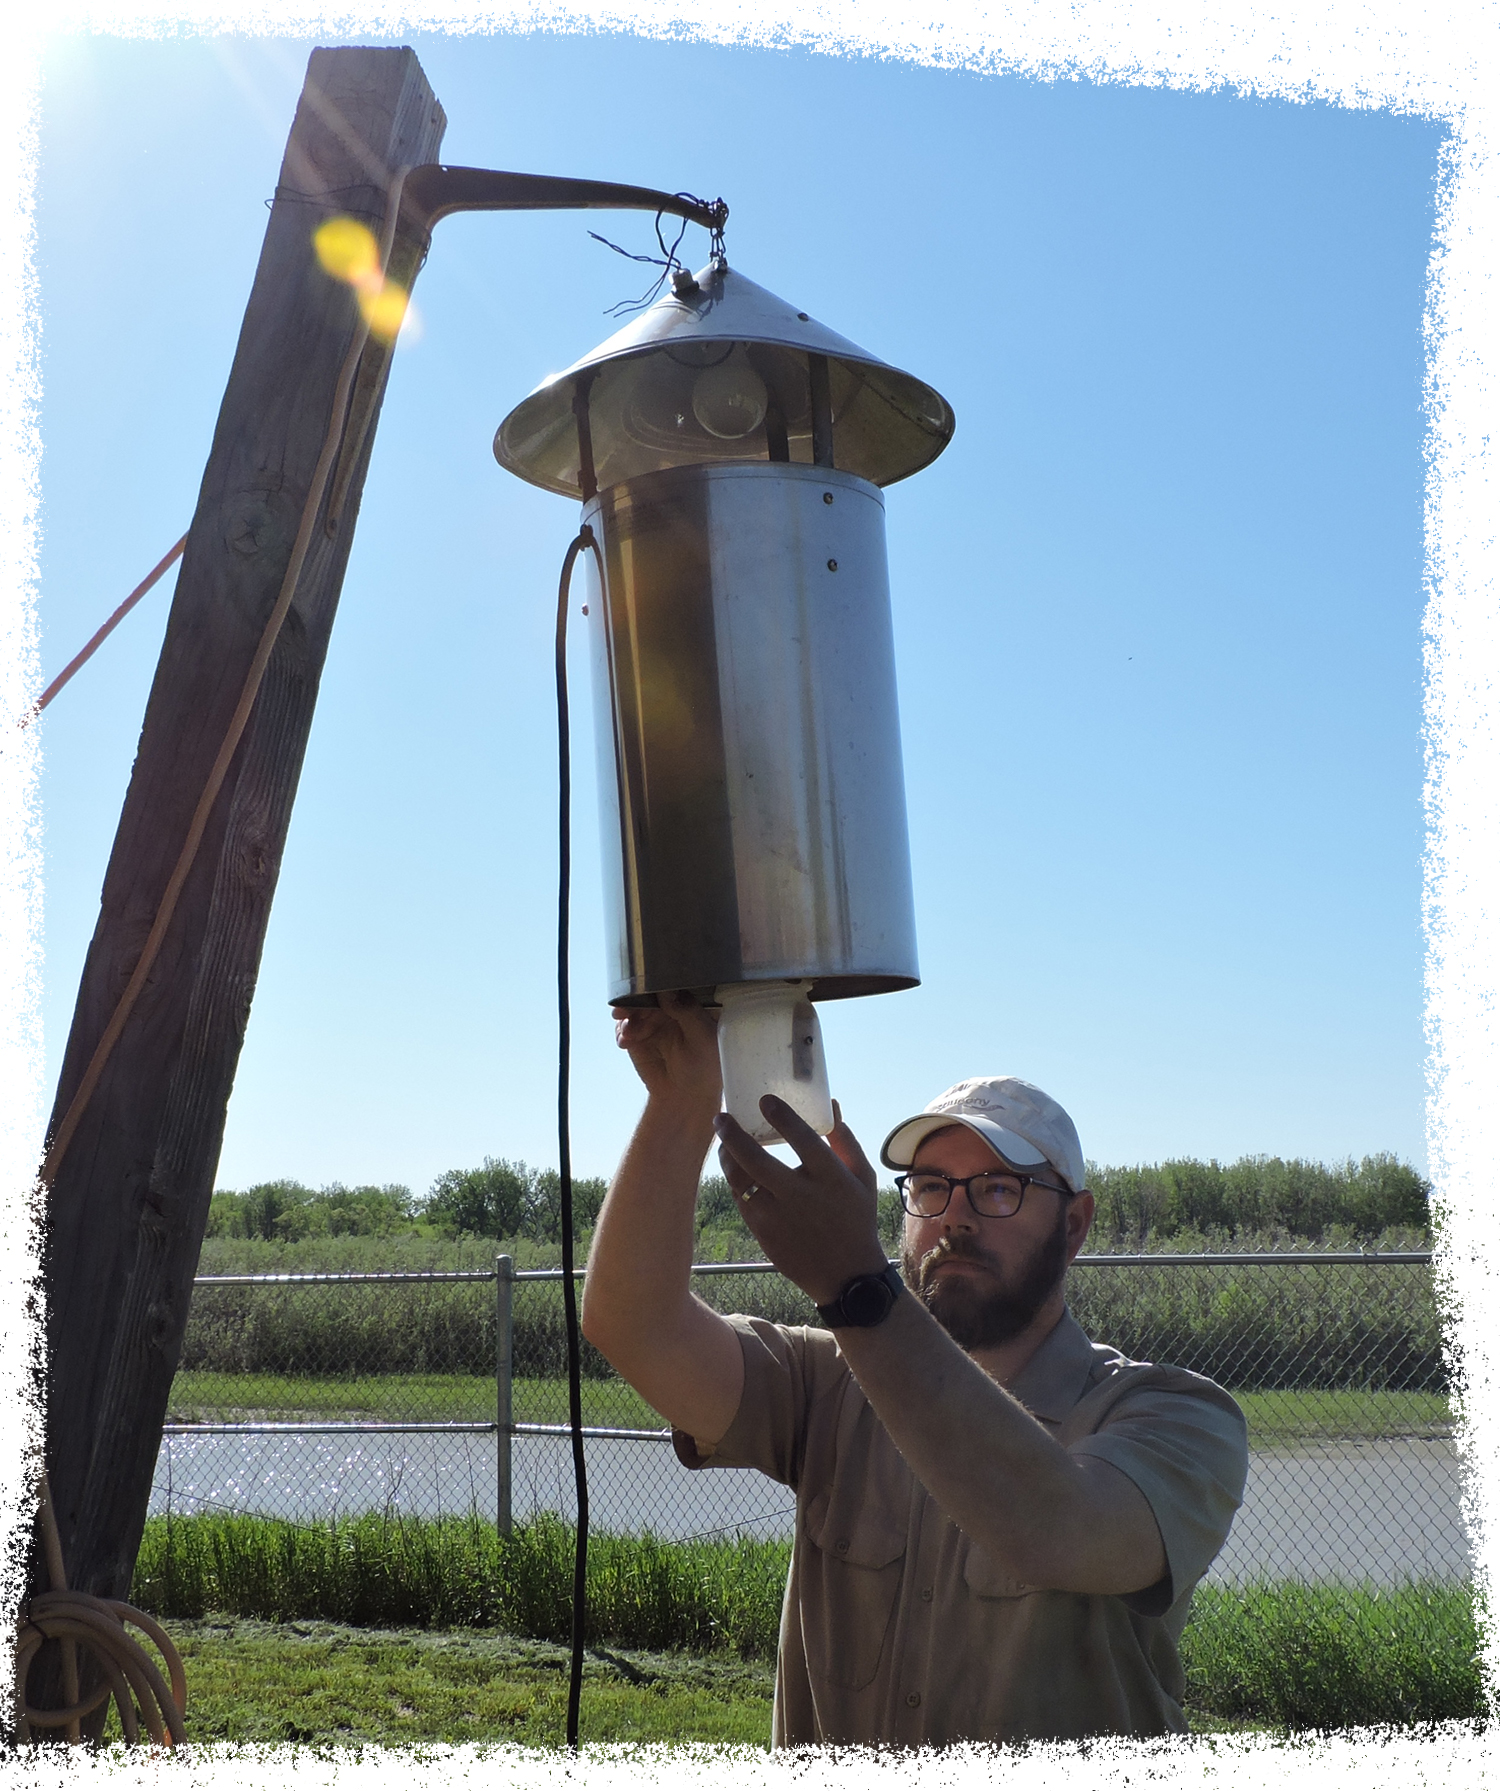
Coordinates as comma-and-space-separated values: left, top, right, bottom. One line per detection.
1004, 1307, 1098, 1423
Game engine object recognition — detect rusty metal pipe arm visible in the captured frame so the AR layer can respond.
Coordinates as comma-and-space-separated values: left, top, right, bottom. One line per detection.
324, 167, 726, 535
398, 163, 728, 247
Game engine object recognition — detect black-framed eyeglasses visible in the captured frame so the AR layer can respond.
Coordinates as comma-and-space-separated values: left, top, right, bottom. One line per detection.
895, 1169, 1071, 1219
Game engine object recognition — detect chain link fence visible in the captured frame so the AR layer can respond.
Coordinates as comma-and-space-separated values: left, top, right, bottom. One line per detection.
158, 1250, 1464, 1589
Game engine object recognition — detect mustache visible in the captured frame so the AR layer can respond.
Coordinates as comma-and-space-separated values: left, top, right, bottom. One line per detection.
917, 1235, 996, 1280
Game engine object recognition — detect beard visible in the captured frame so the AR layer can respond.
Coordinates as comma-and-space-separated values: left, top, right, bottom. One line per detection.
901, 1201, 1072, 1351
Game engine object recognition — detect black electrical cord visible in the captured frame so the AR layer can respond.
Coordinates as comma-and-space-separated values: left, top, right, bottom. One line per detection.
555, 522, 602, 1749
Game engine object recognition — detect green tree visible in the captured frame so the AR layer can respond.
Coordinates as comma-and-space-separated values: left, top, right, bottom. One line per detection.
205, 1180, 317, 1240
421, 1160, 608, 1242
424, 1159, 532, 1238
206, 1180, 417, 1241
274, 1183, 416, 1239
1085, 1153, 1430, 1245
525, 1170, 608, 1243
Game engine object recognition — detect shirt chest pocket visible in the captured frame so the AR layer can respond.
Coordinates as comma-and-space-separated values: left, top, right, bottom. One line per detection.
801, 1485, 908, 1690
962, 1544, 1036, 1601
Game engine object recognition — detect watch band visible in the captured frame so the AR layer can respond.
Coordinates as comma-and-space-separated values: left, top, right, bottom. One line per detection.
816, 1263, 905, 1329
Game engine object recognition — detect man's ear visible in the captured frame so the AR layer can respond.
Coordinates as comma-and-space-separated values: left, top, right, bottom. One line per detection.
1065, 1190, 1096, 1259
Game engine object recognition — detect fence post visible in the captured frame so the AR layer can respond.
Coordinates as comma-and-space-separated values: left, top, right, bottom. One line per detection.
496, 1255, 514, 1535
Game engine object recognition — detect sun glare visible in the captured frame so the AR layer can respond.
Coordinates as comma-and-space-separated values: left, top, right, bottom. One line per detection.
313, 216, 380, 284
359, 284, 414, 345
312, 216, 418, 346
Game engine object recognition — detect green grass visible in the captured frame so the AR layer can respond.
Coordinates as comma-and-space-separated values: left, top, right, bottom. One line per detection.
167, 1372, 497, 1423
167, 1374, 665, 1428
106, 1616, 1280, 1749
1182, 1579, 1484, 1728
111, 1618, 776, 1749
134, 1513, 785, 1658
167, 1373, 1448, 1443
131, 1514, 1482, 1734
1234, 1389, 1452, 1444
510, 1379, 664, 1427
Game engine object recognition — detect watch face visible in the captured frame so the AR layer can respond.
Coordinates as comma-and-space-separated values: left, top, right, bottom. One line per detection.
843, 1276, 892, 1326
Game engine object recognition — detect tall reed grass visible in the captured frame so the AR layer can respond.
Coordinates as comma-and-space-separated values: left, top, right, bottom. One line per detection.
133, 1514, 1479, 1728
180, 1226, 1443, 1392
135, 1513, 784, 1660
1182, 1579, 1482, 1727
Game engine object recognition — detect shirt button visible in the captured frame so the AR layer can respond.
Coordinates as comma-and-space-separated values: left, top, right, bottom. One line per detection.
921, 1587, 933, 1601
906, 1692, 922, 1708
835, 1539, 850, 1554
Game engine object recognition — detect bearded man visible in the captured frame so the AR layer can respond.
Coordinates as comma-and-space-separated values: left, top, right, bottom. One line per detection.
581, 992, 1249, 1748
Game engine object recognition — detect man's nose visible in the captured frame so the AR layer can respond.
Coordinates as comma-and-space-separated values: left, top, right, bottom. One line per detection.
941, 1194, 979, 1234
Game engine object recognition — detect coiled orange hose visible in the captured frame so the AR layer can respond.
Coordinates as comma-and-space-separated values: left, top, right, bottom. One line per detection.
13, 1474, 186, 1746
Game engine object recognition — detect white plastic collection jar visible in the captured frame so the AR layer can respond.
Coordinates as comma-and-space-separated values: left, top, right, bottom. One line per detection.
715, 981, 834, 1144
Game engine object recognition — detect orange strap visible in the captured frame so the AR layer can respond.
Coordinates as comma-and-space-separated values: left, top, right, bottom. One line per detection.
22, 534, 188, 726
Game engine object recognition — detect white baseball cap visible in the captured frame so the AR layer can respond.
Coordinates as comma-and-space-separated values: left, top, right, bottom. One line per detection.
879, 1075, 1088, 1194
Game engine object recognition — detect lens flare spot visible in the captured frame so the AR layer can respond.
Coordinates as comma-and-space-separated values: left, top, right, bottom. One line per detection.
359, 281, 411, 345
391, 296, 423, 348
313, 216, 380, 284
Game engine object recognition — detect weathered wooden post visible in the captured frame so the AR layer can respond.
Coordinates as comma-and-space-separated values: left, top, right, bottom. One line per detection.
27, 43, 725, 1742
39, 44, 447, 1604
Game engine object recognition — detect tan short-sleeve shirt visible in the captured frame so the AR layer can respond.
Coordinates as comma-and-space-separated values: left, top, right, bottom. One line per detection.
675, 1306, 1248, 1747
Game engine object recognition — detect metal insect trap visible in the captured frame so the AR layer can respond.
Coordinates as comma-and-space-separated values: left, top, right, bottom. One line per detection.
495, 259, 954, 1140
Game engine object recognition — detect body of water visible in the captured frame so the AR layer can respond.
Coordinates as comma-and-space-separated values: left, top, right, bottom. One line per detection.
150, 1429, 1471, 1585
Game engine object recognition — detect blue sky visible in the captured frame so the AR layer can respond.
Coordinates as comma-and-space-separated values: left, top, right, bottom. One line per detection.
32, 31, 1441, 1196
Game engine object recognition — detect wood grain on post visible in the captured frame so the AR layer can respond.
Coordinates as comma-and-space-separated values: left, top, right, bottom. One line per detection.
41, 46, 446, 1603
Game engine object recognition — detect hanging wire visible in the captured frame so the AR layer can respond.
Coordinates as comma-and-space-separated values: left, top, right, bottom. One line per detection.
588, 213, 691, 315
588, 193, 728, 316
554, 522, 604, 1749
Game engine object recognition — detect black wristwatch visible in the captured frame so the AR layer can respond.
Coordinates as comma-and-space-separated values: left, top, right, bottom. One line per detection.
816, 1263, 905, 1329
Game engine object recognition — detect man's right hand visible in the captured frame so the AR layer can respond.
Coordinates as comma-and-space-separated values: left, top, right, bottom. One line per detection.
612, 990, 722, 1114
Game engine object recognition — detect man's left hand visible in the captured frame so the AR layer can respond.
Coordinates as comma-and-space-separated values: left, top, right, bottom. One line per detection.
714, 1098, 891, 1308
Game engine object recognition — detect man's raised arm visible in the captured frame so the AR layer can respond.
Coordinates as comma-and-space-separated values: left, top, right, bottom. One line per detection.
580, 992, 745, 1448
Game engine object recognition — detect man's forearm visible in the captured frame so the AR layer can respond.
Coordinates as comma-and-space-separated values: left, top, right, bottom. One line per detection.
582, 996, 745, 1444
581, 1095, 718, 1355
834, 1296, 1165, 1595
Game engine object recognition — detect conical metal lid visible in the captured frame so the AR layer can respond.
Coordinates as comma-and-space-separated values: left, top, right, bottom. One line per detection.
495, 262, 955, 497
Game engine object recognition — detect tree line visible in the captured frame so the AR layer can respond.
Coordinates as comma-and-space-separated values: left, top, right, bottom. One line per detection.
1084, 1152, 1428, 1244
209, 1149, 1430, 1247
206, 1159, 607, 1245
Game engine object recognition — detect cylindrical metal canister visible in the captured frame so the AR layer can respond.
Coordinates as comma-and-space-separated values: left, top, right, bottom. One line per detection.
583, 459, 919, 1006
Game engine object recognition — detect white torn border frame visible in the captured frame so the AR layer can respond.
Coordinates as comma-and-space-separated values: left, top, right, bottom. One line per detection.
0, 1, 1494, 1786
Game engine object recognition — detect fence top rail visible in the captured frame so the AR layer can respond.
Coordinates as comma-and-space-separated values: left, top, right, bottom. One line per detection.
1072, 1250, 1434, 1267
512, 1249, 1433, 1281
190, 1249, 1433, 1287
514, 1423, 673, 1442
191, 1270, 500, 1286
163, 1420, 499, 1435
